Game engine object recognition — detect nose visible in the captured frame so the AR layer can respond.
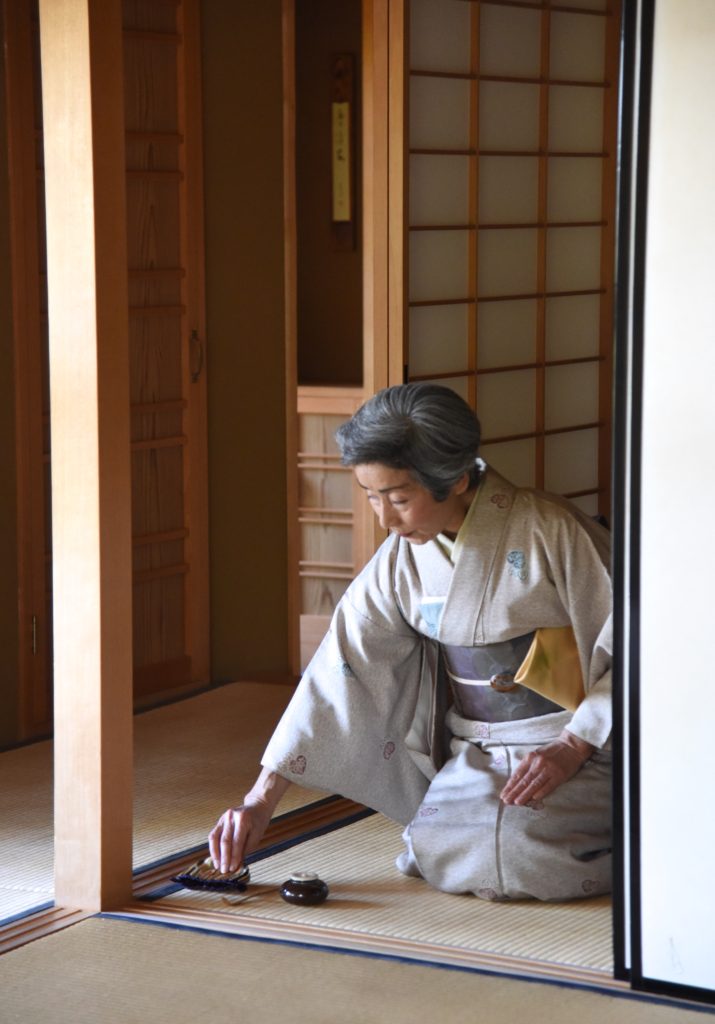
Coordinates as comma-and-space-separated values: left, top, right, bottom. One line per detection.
376, 500, 399, 531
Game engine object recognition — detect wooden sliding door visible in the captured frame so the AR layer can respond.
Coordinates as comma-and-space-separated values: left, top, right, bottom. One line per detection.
5, 0, 209, 738
389, 0, 621, 517
123, 0, 209, 700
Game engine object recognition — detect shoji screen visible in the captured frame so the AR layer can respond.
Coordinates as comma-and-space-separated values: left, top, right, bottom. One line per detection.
405, 0, 620, 515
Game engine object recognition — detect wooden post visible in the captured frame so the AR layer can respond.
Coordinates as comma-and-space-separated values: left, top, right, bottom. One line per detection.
39, 0, 133, 910
362, 0, 390, 402
361, 0, 390, 556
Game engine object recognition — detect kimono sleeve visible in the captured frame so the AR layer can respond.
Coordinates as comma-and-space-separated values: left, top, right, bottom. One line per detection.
261, 543, 434, 824
546, 511, 613, 748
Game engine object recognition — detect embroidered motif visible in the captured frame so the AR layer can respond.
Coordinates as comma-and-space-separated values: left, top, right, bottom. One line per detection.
527, 798, 545, 812
490, 493, 511, 510
382, 741, 396, 760
506, 549, 528, 581
475, 723, 490, 739
492, 754, 506, 769
477, 887, 500, 901
289, 754, 307, 775
418, 806, 439, 817
419, 598, 445, 639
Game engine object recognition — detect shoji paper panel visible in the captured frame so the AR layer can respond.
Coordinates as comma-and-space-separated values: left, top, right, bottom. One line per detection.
478, 439, 536, 489
410, 155, 470, 224
409, 305, 469, 377
410, 77, 471, 150
550, 11, 606, 82
479, 5, 541, 77
478, 229, 538, 296
410, 231, 470, 302
477, 369, 536, 438
478, 300, 536, 368
480, 157, 539, 223
479, 82, 540, 150
545, 294, 600, 360
410, 0, 471, 73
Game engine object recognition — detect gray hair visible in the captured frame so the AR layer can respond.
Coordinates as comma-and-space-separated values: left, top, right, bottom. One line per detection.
335, 383, 482, 501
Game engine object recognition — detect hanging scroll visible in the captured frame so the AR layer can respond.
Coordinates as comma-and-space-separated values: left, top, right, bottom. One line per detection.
331, 53, 355, 250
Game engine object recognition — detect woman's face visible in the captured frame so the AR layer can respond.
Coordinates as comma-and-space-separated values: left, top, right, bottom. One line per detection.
354, 463, 472, 544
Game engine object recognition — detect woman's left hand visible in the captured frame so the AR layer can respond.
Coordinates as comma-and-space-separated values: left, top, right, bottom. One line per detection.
500, 729, 595, 806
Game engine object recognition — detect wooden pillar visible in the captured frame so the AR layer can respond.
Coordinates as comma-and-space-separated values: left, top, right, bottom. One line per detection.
362, 0, 390, 402
361, 0, 390, 556
39, 0, 133, 910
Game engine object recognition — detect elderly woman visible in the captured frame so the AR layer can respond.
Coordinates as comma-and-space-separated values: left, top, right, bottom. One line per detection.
209, 384, 612, 901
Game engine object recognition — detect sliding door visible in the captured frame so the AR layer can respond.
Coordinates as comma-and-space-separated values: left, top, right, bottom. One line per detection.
123, 0, 209, 700
391, 0, 621, 516
5, 0, 210, 737
617, 0, 715, 1006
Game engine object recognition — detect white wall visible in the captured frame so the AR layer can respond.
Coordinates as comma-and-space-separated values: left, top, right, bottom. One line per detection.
640, 0, 715, 991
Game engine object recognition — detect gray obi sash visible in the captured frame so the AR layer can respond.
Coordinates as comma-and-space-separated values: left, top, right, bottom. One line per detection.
442, 633, 562, 723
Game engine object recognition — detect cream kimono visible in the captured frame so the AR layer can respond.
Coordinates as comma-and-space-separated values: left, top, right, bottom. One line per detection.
263, 466, 613, 901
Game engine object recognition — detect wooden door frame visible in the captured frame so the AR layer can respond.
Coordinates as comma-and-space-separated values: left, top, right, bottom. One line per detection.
283, 0, 397, 674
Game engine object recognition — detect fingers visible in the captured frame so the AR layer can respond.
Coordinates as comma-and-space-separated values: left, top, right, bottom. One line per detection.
500, 743, 580, 806
500, 756, 553, 805
208, 807, 250, 873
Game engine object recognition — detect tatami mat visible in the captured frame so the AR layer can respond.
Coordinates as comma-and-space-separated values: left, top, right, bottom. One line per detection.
0, 682, 324, 922
145, 812, 613, 975
1, 916, 710, 1024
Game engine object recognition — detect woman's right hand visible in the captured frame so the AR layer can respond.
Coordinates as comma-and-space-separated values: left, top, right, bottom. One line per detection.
208, 799, 273, 874
207, 768, 291, 874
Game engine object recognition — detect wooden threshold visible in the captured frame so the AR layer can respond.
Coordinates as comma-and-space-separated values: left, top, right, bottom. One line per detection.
0, 906, 91, 956
132, 797, 366, 898
112, 900, 628, 994
0, 797, 362, 956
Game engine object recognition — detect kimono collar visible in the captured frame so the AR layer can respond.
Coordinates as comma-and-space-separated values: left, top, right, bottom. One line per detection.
411, 465, 517, 646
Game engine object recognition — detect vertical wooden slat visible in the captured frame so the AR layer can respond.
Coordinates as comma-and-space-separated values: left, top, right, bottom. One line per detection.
388, 0, 407, 389
178, 0, 210, 682
468, 1, 480, 410
534, 6, 552, 490
39, 0, 133, 910
363, 0, 389, 400
598, 0, 622, 519
362, 0, 389, 554
283, 0, 301, 676
4, 0, 49, 737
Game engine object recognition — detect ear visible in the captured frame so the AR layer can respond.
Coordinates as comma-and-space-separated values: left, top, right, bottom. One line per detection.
453, 472, 471, 496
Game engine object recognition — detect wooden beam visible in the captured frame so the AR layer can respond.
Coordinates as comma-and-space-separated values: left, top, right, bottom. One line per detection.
38, 0, 133, 910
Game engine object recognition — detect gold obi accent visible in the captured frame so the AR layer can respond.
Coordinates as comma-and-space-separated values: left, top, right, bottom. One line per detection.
514, 625, 586, 712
